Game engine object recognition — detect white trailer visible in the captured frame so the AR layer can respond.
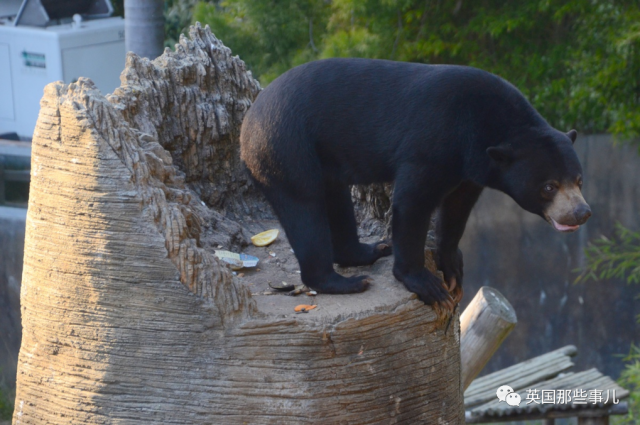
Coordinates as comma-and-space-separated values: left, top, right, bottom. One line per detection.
0, 0, 125, 138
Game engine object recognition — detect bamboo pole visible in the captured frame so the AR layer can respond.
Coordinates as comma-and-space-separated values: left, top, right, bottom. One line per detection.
460, 286, 517, 390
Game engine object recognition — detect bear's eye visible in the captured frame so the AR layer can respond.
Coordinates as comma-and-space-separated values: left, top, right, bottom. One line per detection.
543, 184, 556, 193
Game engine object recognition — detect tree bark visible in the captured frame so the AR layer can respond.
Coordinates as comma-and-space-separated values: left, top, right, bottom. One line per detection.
111, 24, 268, 220
351, 183, 393, 237
13, 24, 463, 424
352, 185, 440, 247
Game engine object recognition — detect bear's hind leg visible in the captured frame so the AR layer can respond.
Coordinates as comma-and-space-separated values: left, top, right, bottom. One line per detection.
259, 183, 371, 294
325, 183, 392, 267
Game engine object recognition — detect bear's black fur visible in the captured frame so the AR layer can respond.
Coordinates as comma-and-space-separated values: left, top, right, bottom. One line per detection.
240, 58, 591, 307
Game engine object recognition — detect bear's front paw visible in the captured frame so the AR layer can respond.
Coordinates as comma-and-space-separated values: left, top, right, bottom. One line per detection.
393, 268, 455, 311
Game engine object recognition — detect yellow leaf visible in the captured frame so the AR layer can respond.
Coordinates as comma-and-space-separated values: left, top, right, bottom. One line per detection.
251, 229, 279, 247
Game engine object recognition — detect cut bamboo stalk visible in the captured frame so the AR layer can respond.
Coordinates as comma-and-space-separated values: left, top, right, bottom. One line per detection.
460, 286, 517, 391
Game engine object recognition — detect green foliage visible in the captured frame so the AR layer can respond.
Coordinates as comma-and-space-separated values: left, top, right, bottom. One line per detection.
580, 223, 640, 423
193, 0, 332, 84
192, 0, 640, 139
165, 0, 201, 48
579, 222, 640, 285
0, 384, 14, 420
613, 345, 640, 425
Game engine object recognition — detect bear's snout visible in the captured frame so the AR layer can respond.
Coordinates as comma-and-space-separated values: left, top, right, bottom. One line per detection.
573, 203, 592, 225
544, 184, 590, 232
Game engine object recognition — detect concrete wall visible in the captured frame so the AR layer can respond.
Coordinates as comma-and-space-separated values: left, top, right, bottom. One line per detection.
0, 206, 25, 389
460, 134, 640, 379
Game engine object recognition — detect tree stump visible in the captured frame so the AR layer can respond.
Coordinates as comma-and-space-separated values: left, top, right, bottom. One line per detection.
13, 24, 463, 424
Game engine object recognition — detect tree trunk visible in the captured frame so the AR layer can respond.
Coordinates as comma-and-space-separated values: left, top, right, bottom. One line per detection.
352, 186, 439, 247
351, 183, 394, 237
13, 24, 463, 424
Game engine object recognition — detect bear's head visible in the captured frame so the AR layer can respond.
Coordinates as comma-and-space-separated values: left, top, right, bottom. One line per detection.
487, 129, 591, 232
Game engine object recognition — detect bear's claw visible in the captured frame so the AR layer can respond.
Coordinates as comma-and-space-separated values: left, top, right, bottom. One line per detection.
374, 240, 393, 256
394, 267, 453, 308
436, 248, 464, 294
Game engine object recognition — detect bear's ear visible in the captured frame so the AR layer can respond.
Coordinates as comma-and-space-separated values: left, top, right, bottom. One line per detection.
567, 129, 577, 144
486, 145, 514, 165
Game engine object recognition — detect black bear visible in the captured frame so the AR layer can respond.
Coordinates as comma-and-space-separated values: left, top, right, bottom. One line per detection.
240, 58, 591, 309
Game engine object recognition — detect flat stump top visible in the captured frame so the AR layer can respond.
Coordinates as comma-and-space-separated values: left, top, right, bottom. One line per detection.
238, 220, 422, 322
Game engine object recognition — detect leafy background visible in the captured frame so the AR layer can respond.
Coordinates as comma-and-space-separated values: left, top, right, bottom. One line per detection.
187, 0, 640, 141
